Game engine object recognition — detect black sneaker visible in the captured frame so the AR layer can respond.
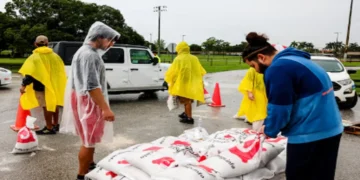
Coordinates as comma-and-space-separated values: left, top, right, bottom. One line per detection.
76, 175, 85, 180
36, 126, 56, 135
180, 118, 194, 124
53, 124, 60, 132
178, 112, 187, 119
89, 162, 97, 171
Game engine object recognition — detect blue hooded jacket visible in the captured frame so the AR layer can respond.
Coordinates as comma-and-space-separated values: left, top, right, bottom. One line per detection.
264, 48, 343, 144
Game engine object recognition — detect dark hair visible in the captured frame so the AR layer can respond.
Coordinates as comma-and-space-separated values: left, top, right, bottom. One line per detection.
36, 43, 48, 47
242, 32, 276, 62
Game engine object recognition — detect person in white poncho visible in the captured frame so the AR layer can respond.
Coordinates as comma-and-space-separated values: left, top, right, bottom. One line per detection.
60, 21, 120, 180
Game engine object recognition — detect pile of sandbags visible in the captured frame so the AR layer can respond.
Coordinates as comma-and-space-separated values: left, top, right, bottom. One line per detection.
86, 127, 287, 180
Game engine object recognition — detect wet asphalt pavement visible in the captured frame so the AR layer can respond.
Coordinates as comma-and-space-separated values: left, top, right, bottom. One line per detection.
1, 70, 360, 180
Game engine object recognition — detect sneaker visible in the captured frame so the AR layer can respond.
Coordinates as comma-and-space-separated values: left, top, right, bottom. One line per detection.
36, 126, 56, 135
53, 124, 60, 132
76, 175, 85, 180
89, 162, 97, 171
180, 118, 194, 124
233, 114, 246, 120
178, 112, 187, 119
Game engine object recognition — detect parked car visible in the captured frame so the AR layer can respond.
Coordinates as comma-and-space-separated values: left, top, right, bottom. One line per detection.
49, 41, 169, 94
311, 56, 357, 109
0, 67, 12, 86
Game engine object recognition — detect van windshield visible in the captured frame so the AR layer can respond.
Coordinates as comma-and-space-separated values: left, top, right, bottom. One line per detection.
312, 59, 344, 73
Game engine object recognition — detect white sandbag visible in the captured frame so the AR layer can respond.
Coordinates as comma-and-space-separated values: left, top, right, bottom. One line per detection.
200, 136, 263, 178
225, 168, 275, 180
152, 164, 223, 180
264, 136, 287, 147
266, 149, 286, 174
167, 95, 179, 111
96, 145, 159, 180
125, 148, 177, 177
208, 128, 257, 144
85, 167, 129, 180
178, 127, 209, 142
12, 116, 40, 154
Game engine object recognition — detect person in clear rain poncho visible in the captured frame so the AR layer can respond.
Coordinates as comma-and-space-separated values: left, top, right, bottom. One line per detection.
60, 21, 120, 180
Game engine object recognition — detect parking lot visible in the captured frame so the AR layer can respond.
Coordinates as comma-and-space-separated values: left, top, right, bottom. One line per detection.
1, 70, 360, 180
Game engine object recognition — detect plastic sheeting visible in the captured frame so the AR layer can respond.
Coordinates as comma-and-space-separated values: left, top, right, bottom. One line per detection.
165, 42, 206, 102
236, 68, 267, 123
60, 21, 120, 148
19, 47, 67, 112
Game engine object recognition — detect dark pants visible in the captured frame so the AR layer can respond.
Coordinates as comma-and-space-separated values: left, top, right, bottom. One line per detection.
286, 134, 342, 180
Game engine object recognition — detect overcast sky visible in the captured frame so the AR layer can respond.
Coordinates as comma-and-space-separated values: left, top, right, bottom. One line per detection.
1, 0, 359, 48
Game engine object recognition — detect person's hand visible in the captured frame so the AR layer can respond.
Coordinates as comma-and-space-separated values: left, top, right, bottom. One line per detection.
248, 91, 254, 101
103, 109, 115, 122
20, 86, 26, 94
258, 125, 265, 134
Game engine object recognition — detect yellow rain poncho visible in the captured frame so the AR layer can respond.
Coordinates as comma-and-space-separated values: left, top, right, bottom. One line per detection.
165, 42, 206, 102
237, 68, 267, 122
19, 47, 67, 112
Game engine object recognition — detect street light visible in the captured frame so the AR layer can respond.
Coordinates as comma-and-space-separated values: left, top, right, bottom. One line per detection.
334, 32, 341, 55
149, 33, 152, 50
154, 6, 167, 56
344, 0, 354, 61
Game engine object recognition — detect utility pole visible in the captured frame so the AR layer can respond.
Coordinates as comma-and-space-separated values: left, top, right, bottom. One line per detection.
154, 6, 167, 56
344, 0, 354, 61
149, 33, 152, 50
182, 35, 186, 41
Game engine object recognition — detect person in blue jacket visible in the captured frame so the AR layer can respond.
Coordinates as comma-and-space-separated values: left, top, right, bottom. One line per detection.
242, 32, 343, 180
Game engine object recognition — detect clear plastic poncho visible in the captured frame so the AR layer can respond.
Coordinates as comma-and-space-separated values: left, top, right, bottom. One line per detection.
60, 21, 120, 148
165, 42, 206, 102
237, 67, 268, 122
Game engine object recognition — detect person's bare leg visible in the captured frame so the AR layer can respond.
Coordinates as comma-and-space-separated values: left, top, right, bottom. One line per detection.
52, 107, 59, 125
78, 146, 95, 176
185, 103, 192, 118
43, 107, 54, 130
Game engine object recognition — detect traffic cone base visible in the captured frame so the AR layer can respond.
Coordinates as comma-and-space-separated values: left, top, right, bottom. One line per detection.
208, 103, 226, 107
10, 124, 40, 132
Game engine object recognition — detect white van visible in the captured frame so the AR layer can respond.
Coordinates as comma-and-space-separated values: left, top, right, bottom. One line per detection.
50, 41, 169, 94
311, 56, 358, 109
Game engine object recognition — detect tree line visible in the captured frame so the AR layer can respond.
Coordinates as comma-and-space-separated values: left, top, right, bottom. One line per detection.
0, 0, 145, 57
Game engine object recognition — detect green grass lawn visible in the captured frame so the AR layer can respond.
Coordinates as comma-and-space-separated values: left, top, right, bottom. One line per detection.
0, 56, 250, 73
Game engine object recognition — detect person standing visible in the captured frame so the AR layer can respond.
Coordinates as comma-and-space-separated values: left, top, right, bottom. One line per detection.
235, 67, 267, 131
60, 22, 120, 180
242, 32, 343, 180
19, 35, 66, 135
165, 42, 206, 124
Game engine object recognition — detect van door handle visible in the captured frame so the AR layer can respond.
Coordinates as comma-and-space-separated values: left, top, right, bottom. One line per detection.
106, 68, 113, 71
130, 68, 139, 71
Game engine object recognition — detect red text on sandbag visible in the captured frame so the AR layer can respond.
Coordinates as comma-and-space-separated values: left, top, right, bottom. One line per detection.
17, 127, 36, 143
229, 139, 260, 163
152, 157, 175, 167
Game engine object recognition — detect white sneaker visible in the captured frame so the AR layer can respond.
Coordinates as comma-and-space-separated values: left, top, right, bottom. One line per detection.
233, 115, 246, 120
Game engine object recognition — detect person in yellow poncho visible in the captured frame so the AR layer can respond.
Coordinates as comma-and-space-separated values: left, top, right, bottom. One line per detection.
235, 67, 267, 131
19, 35, 67, 135
165, 42, 206, 124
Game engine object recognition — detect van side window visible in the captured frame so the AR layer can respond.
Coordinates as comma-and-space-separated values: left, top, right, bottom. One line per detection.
130, 49, 152, 64
102, 48, 125, 63
64, 46, 81, 65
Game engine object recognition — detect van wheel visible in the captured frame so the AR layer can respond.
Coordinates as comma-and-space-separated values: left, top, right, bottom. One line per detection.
339, 93, 358, 109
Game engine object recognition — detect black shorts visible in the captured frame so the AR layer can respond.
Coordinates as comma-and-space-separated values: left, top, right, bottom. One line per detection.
286, 134, 342, 180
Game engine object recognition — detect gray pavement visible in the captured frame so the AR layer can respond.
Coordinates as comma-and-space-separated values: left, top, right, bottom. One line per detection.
1, 70, 360, 180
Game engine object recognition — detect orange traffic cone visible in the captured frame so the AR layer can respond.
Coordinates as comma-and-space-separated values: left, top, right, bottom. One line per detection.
208, 82, 225, 107
10, 95, 39, 132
